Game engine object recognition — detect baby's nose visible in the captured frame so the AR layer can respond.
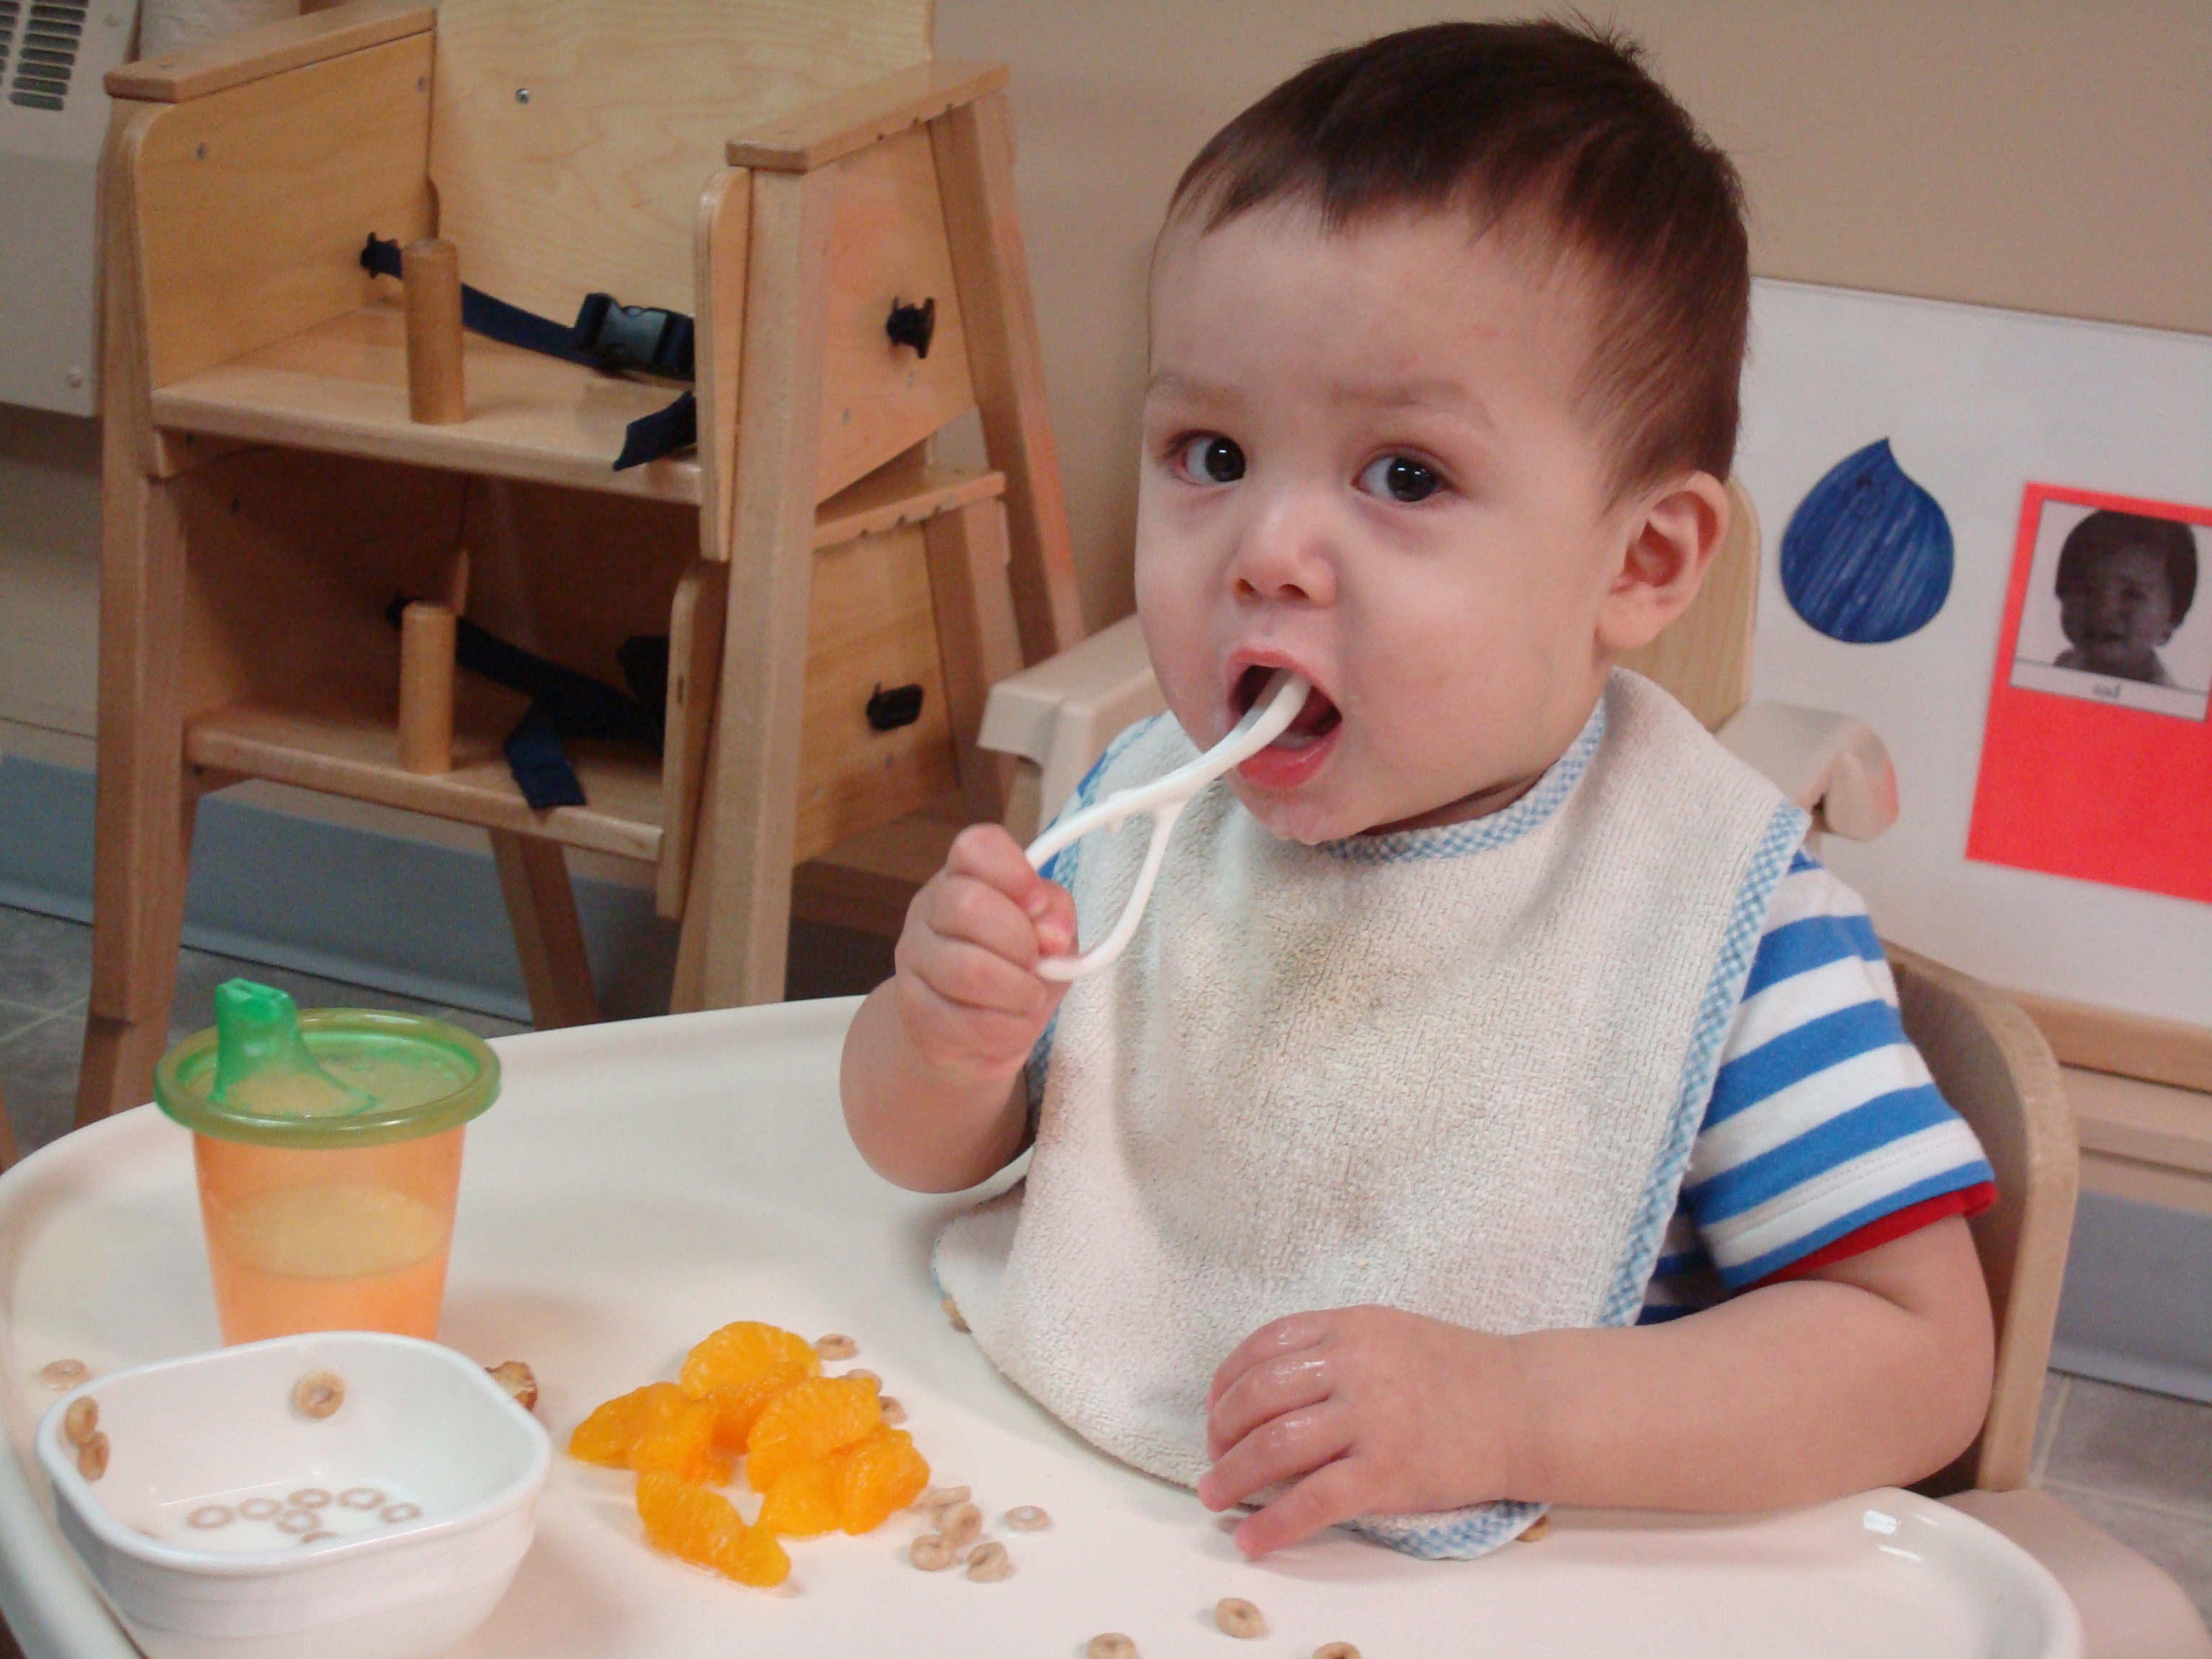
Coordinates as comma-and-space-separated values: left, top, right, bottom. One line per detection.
1228, 499, 1337, 604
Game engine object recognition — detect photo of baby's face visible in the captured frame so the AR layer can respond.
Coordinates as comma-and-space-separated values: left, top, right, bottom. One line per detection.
2058, 544, 2177, 682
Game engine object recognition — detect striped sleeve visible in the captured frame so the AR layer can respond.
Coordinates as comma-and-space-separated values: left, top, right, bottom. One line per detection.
1641, 851, 1995, 1316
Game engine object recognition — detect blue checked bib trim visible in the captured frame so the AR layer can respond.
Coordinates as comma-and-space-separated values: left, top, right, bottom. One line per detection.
1319, 696, 1608, 866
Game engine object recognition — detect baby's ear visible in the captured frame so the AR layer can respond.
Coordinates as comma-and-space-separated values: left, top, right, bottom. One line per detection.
1596, 472, 1730, 655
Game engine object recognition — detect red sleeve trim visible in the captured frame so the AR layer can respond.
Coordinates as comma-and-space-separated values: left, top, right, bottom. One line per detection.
1753, 1182, 1997, 1287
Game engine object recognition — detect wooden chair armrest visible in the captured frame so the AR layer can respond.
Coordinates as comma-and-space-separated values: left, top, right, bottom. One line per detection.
106, 0, 431, 104
979, 613, 1164, 825
727, 60, 1011, 173
1718, 700, 1900, 840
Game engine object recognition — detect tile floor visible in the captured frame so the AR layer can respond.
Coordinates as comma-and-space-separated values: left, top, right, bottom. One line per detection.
1, 900, 2208, 1635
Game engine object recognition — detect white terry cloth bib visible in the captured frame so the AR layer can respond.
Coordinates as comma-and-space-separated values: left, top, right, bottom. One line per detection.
935, 670, 1808, 1557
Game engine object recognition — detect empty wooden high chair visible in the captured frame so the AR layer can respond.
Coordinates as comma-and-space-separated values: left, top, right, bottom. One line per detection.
76, 0, 1085, 1123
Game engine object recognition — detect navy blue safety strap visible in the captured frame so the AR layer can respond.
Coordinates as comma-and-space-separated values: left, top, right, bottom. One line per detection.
385, 596, 667, 809
613, 391, 696, 472
361, 235, 695, 470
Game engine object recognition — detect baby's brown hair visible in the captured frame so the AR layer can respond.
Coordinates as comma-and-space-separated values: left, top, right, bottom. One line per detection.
1169, 20, 1748, 501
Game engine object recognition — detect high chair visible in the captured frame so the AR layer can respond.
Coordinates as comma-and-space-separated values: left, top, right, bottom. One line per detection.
974, 479, 2212, 1657
75, 0, 1086, 1125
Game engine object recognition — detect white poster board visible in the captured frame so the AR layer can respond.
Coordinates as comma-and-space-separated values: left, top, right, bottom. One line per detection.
1737, 280, 2212, 1027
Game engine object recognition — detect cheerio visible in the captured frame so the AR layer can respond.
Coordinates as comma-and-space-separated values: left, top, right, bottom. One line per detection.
155, 980, 499, 1344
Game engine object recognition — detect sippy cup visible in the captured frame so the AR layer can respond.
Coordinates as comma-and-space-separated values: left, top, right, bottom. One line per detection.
155, 980, 500, 1344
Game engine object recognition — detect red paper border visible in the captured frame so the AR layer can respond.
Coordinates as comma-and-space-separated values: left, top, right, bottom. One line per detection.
1966, 482, 2212, 904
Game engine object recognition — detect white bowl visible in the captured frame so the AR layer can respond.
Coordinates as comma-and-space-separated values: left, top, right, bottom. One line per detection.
38, 1332, 549, 1659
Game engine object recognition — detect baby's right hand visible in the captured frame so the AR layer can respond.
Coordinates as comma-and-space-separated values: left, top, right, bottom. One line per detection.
891, 824, 1077, 1086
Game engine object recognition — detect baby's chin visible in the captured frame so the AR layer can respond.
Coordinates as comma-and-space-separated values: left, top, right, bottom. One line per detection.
1223, 775, 1364, 846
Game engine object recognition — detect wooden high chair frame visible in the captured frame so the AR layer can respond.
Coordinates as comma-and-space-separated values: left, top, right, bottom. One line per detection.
76, 0, 1086, 1125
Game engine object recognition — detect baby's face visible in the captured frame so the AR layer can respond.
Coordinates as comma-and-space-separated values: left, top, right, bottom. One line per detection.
1136, 206, 1641, 842
2059, 545, 2177, 678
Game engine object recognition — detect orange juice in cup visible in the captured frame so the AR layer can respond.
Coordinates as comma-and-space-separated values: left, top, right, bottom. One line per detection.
156, 981, 500, 1344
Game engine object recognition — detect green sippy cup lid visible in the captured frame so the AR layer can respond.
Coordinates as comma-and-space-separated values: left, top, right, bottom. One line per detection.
155, 980, 500, 1148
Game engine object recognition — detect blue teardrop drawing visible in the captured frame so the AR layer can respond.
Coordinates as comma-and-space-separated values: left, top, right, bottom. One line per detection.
1779, 439, 1954, 644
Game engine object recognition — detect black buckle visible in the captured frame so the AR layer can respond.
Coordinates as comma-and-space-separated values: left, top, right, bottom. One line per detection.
866, 683, 925, 732
572, 292, 696, 379
886, 296, 936, 359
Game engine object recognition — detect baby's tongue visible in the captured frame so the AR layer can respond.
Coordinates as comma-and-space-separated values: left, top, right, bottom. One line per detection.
1274, 686, 1339, 744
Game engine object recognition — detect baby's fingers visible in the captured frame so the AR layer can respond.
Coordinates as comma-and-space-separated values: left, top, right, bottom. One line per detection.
1197, 1401, 1350, 1515
1027, 871, 1076, 960
1207, 1344, 1333, 1460
945, 824, 1049, 904
1208, 1314, 1331, 1409
1231, 1456, 1375, 1557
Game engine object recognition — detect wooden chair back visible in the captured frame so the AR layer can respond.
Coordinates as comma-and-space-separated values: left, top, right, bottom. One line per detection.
1617, 475, 1761, 732
428, 0, 932, 320
1886, 943, 2080, 1493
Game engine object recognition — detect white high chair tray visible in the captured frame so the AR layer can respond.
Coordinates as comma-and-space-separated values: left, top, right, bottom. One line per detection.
0, 1001, 2079, 1658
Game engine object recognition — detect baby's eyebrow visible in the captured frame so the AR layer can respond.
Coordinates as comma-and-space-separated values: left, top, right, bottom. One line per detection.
1326, 375, 1495, 427
1143, 368, 1234, 405
1145, 368, 1494, 430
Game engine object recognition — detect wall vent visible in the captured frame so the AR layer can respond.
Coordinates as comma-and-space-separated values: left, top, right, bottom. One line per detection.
0, 0, 131, 413
7, 2, 86, 112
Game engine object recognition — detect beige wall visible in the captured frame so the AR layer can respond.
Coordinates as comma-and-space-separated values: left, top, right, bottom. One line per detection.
6, 1, 2206, 767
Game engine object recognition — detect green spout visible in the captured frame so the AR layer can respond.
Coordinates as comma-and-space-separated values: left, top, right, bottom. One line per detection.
210, 980, 376, 1117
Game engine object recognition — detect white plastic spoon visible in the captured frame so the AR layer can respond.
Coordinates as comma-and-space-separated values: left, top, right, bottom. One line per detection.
1025, 669, 1311, 981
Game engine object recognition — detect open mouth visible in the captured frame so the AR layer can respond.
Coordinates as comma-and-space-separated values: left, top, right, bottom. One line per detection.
1233, 663, 1341, 747
1228, 662, 1338, 793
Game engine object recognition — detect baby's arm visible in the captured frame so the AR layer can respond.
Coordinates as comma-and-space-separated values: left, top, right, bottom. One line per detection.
1200, 1213, 1992, 1555
841, 825, 1076, 1193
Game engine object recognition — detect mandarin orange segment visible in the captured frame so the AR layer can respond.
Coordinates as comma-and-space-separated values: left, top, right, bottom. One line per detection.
635, 1471, 790, 1588
829, 1426, 931, 1534
637, 1469, 739, 1563
704, 1360, 814, 1456
715, 1517, 792, 1588
680, 1321, 820, 1401
757, 1460, 840, 1538
568, 1381, 687, 1468
745, 1375, 884, 1493
630, 1398, 732, 1486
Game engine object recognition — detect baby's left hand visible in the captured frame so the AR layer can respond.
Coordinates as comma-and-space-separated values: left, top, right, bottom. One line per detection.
1199, 1305, 1524, 1555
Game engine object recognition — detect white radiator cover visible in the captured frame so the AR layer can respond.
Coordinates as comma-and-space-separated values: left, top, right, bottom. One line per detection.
0, 1, 138, 415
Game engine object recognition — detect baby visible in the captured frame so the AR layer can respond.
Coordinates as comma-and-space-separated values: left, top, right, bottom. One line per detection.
842, 21, 1997, 1559
2054, 508, 2198, 687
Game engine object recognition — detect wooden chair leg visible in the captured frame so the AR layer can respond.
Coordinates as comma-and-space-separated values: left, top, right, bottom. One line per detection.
0, 1078, 19, 1173
489, 830, 600, 1029
930, 89, 1084, 667
77, 460, 196, 1126
690, 164, 838, 1010
922, 494, 1025, 822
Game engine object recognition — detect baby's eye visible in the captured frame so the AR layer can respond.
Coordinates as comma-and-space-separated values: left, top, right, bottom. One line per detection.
1173, 434, 1246, 485
1357, 454, 1443, 504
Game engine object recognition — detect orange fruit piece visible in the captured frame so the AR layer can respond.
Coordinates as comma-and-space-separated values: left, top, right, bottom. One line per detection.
636, 1471, 790, 1588
704, 1360, 814, 1457
680, 1322, 820, 1401
568, 1382, 688, 1468
716, 1515, 793, 1588
757, 1460, 839, 1538
828, 1426, 930, 1534
630, 1398, 732, 1486
745, 1375, 883, 1493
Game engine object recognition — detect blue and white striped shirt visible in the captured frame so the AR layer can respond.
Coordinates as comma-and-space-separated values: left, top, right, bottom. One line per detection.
1640, 850, 1995, 1320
